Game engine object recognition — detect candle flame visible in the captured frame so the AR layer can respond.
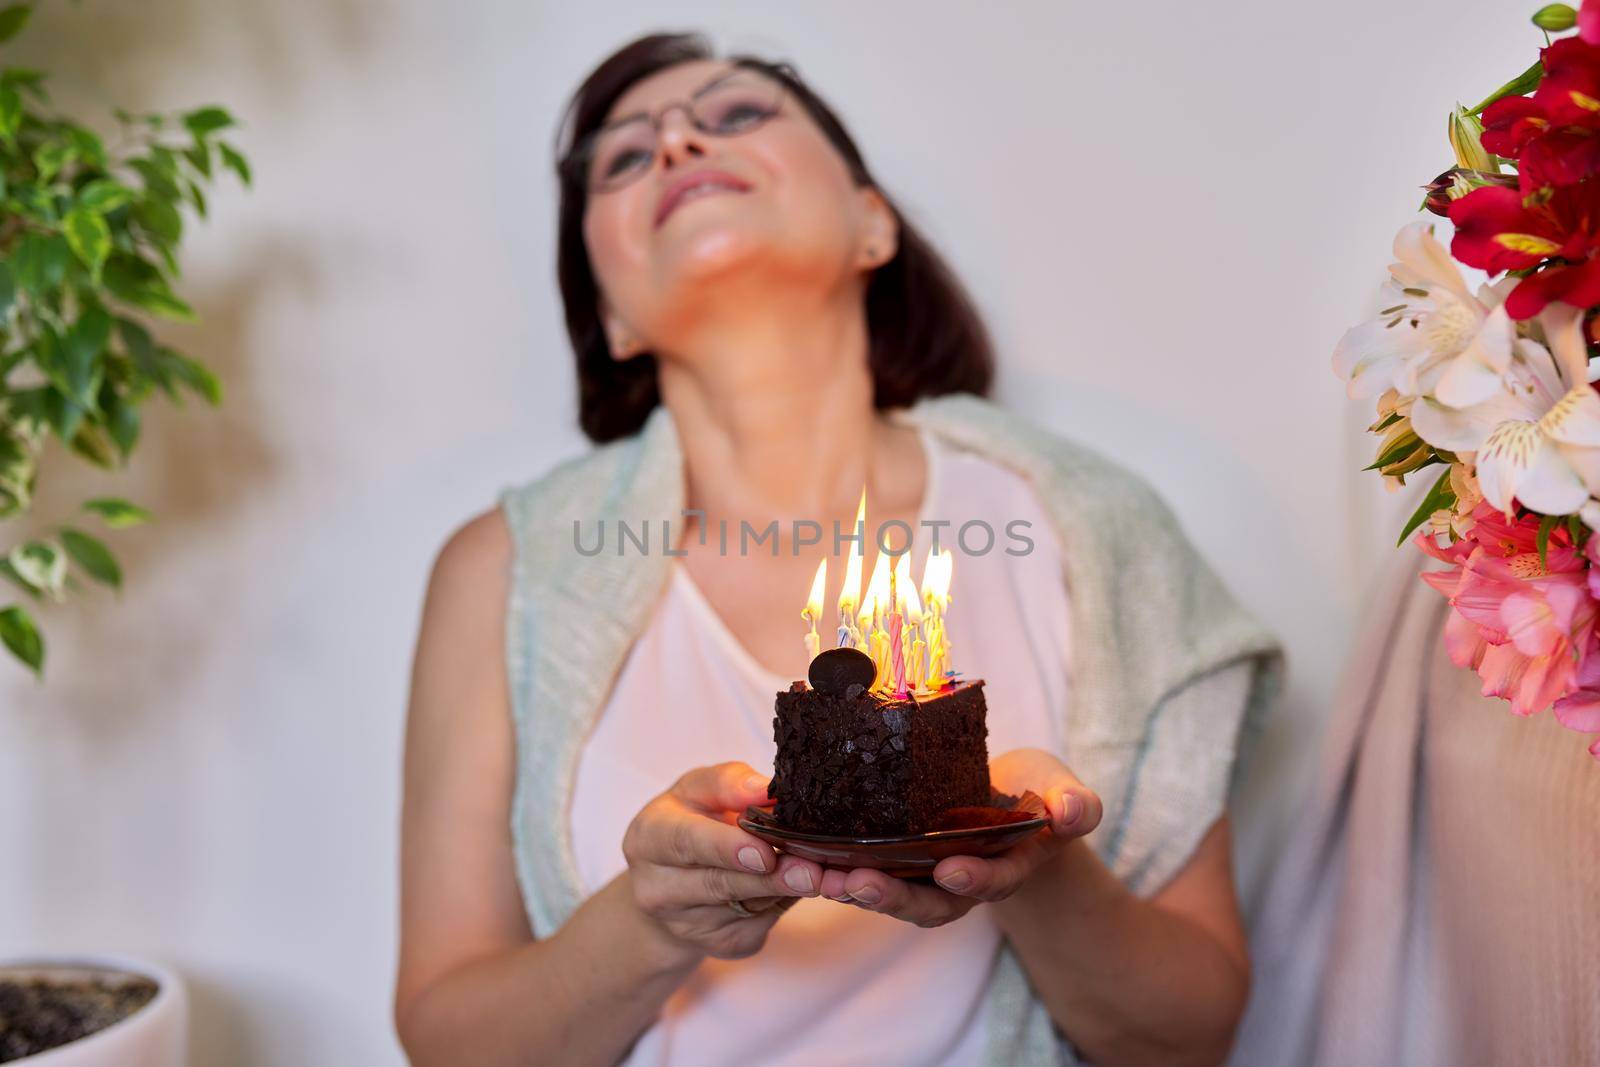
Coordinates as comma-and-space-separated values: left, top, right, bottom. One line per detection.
838, 487, 866, 615
860, 548, 890, 629
803, 558, 827, 621
895, 553, 920, 623
920, 548, 953, 605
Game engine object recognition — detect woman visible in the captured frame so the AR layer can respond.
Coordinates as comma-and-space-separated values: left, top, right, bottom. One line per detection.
394, 32, 1283, 1067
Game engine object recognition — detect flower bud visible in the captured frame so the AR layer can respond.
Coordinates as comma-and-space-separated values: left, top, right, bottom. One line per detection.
1420, 167, 1516, 216
1532, 3, 1577, 31
1447, 107, 1497, 173
1371, 420, 1432, 479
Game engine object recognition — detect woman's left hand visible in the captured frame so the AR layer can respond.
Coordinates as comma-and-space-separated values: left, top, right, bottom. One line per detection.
817, 748, 1103, 926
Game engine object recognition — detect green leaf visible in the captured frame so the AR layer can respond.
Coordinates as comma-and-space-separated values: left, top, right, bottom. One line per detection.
13, 379, 96, 448
186, 179, 207, 219
83, 497, 150, 527
134, 196, 182, 245
114, 314, 155, 360
0, 558, 41, 600
105, 390, 139, 457
103, 255, 161, 301
0, 84, 19, 145
1396, 469, 1456, 548
9, 540, 64, 596
0, 604, 44, 676
1367, 433, 1425, 471
129, 157, 180, 199
0, 260, 13, 318
77, 178, 134, 213
1538, 513, 1562, 571
1471, 60, 1544, 115
184, 140, 211, 178
68, 423, 117, 469
11, 232, 70, 292
0, 427, 34, 518
217, 141, 251, 186
65, 125, 105, 170
64, 206, 111, 278
1568, 513, 1591, 551
103, 257, 196, 321
58, 306, 111, 405
162, 347, 221, 404
33, 139, 73, 182
59, 527, 120, 590
5, 385, 60, 439
134, 287, 195, 323
2, 66, 46, 103
9, 181, 54, 222
182, 105, 235, 137
0, 5, 32, 45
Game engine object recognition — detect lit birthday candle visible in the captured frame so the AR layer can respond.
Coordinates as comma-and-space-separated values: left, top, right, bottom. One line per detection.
920, 548, 954, 687
836, 488, 866, 649
892, 553, 921, 697
860, 549, 891, 690
802, 557, 826, 662
889, 554, 905, 696
899, 555, 926, 693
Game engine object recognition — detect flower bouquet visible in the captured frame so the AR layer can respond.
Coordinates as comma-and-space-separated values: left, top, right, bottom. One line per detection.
1332, 1, 1600, 758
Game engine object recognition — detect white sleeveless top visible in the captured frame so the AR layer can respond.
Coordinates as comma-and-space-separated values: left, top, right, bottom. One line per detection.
570, 430, 1073, 1067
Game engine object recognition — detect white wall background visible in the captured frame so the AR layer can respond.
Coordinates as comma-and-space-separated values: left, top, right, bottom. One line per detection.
0, 1, 1531, 1062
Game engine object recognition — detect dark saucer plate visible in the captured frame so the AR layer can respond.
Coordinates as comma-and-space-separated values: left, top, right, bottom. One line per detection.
738, 790, 1048, 878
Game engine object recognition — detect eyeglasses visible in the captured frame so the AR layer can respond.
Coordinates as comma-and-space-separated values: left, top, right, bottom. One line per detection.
565, 67, 787, 194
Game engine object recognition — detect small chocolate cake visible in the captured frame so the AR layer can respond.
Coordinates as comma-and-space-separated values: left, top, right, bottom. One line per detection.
770, 673, 992, 836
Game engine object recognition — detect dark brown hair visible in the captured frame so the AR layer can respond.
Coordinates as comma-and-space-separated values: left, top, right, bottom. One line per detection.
555, 32, 995, 443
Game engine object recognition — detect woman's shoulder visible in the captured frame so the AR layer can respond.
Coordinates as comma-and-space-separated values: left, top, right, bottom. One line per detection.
497, 431, 649, 527
425, 508, 513, 625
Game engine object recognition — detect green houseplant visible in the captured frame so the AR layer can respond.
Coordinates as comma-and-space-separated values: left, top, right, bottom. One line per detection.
0, 1, 250, 677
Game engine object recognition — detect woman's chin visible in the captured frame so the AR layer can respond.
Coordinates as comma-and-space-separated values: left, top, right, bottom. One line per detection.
654, 222, 770, 283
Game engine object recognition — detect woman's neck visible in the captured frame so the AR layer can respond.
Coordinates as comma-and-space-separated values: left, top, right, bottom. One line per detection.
655, 292, 924, 533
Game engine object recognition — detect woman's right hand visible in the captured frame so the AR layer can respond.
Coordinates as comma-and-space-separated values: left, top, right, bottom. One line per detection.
622, 762, 822, 961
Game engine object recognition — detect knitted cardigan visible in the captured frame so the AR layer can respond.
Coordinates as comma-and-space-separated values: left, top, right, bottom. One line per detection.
498, 393, 1285, 1065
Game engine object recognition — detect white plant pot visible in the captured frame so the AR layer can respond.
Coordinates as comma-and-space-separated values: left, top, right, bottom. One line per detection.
0, 956, 186, 1066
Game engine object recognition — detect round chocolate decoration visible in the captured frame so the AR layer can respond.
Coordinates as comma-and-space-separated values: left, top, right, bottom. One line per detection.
808, 646, 876, 694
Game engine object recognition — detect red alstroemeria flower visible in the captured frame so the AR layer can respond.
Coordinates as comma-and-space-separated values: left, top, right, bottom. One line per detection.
1479, 38, 1600, 188
1533, 37, 1600, 126
1522, 127, 1600, 189
1449, 179, 1600, 317
1481, 95, 1550, 159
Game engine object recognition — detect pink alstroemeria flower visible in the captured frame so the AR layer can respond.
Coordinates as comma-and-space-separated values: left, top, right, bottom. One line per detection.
1549, 531, 1600, 758
1417, 502, 1600, 719
1550, 641, 1600, 758
1583, 0, 1600, 46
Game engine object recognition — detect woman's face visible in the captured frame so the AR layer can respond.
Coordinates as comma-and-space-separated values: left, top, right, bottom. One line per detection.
581, 59, 894, 357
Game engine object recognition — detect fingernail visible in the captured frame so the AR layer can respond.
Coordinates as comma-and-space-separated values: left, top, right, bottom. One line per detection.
1059, 791, 1083, 826
744, 773, 770, 792
783, 866, 815, 894
847, 884, 881, 905
936, 869, 972, 892
738, 847, 767, 873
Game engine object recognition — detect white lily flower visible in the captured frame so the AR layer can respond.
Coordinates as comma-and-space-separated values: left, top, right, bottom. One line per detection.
1414, 302, 1600, 516
1332, 221, 1511, 402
